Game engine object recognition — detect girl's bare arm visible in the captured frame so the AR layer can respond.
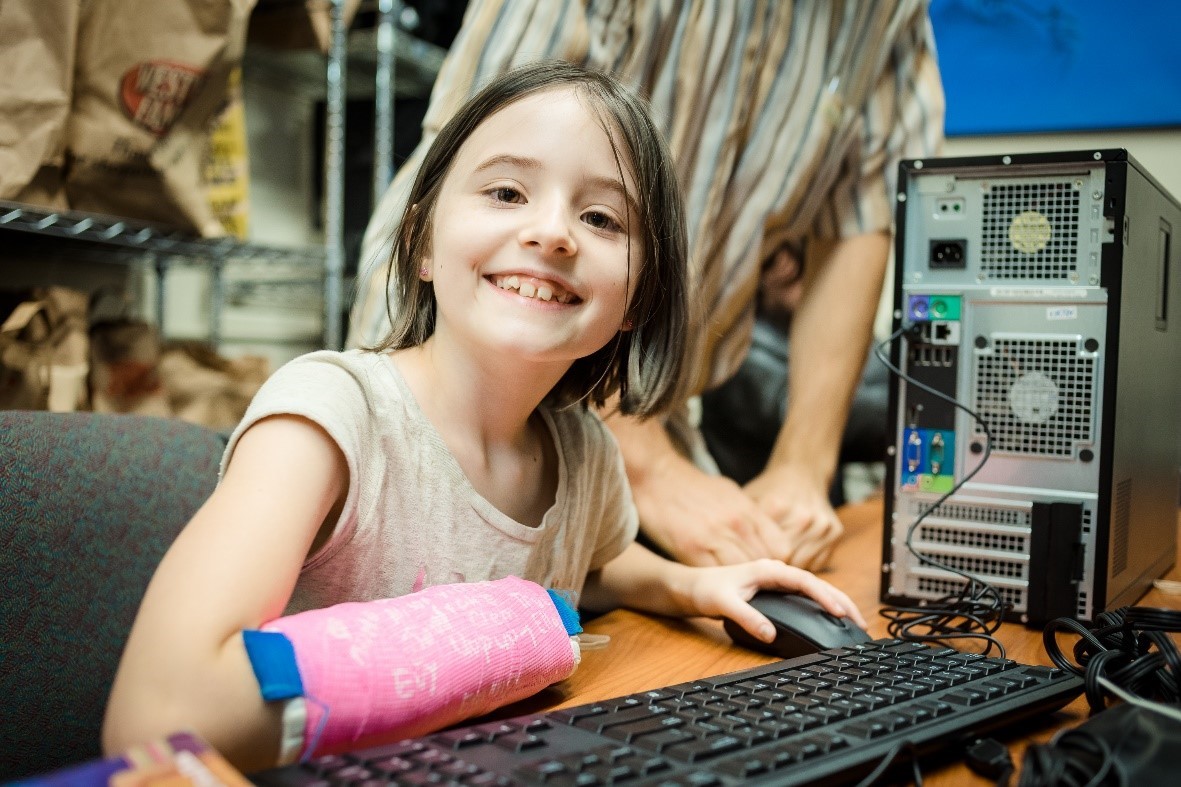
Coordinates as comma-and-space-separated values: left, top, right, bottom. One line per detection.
102, 414, 348, 772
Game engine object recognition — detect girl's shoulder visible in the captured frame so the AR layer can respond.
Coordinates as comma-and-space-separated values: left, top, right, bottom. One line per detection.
541, 403, 620, 459
269, 349, 397, 389
278, 348, 383, 373
252, 349, 412, 417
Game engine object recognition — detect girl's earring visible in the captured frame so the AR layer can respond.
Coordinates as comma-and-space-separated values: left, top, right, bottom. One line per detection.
621, 318, 634, 331
419, 266, 431, 281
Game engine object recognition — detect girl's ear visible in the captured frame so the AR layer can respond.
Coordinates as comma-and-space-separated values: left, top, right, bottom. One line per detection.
401, 202, 431, 278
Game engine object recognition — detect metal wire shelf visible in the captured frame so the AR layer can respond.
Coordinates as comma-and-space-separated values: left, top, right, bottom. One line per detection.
0, 201, 326, 266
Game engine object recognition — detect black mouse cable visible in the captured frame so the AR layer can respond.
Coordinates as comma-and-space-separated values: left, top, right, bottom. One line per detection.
874, 326, 1008, 657
851, 739, 924, 787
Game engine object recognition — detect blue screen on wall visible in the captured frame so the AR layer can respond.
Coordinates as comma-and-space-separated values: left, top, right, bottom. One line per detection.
931, 0, 1181, 135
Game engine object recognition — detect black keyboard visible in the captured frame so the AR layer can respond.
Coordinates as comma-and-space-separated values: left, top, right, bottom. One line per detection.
252, 638, 1083, 786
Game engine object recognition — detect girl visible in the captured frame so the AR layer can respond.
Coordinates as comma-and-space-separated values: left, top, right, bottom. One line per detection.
103, 61, 864, 772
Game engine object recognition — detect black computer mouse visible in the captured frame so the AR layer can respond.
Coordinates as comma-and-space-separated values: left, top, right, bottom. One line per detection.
723, 591, 872, 659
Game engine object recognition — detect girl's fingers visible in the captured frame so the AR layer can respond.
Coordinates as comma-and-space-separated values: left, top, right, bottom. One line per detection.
753, 561, 869, 629
724, 602, 778, 644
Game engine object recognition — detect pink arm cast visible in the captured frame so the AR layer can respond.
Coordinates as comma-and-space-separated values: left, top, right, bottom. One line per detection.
261, 576, 577, 756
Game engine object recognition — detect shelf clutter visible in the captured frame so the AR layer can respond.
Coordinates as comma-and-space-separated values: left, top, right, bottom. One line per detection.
1, 0, 445, 426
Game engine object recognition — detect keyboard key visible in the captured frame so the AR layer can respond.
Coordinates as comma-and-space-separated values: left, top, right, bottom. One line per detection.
652, 771, 720, 786
513, 760, 568, 781
432, 729, 489, 749
602, 714, 685, 743
461, 774, 512, 786
716, 755, 772, 778
829, 698, 869, 716
552, 705, 608, 725
392, 771, 441, 785
945, 689, 987, 706
842, 719, 891, 739
665, 734, 746, 762
494, 731, 547, 752
576, 704, 665, 733
630, 728, 696, 752
369, 756, 418, 775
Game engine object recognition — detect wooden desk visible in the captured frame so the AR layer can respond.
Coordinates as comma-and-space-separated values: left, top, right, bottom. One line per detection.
526, 500, 1181, 785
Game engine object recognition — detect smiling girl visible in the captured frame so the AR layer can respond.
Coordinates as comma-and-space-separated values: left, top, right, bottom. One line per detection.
103, 62, 863, 772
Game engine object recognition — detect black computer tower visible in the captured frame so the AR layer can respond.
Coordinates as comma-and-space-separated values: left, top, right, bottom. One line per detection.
881, 149, 1181, 625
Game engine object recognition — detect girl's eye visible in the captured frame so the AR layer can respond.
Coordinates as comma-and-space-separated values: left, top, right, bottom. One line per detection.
583, 211, 622, 233
490, 187, 522, 203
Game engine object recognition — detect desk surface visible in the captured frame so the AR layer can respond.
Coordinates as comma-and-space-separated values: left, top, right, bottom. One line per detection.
525, 499, 1181, 786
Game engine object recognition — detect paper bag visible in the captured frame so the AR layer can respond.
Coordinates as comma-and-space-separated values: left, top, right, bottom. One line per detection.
89, 319, 172, 417
0, 287, 90, 412
158, 342, 269, 430
66, 0, 258, 235
0, 0, 78, 209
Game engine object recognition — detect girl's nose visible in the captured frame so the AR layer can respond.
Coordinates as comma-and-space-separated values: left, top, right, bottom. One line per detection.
519, 199, 577, 257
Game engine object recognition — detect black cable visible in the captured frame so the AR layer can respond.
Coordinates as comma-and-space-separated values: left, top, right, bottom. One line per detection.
852, 739, 923, 787
1042, 605, 1181, 712
873, 326, 1009, 656
1017, 728, 1115, 787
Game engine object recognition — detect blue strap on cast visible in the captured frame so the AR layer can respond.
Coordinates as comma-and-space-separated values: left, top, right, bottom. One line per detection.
546, 588, 583, 636
242, 629, 304, 701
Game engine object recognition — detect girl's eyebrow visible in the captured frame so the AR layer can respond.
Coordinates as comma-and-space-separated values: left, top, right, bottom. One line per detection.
474, 154, 637, 215
474, 153, 542, 174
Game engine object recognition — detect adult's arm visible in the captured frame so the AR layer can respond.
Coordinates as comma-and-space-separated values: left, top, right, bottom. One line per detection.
603, 232, 888, 571
601, 410, 790, 567
743, 231, 889, 569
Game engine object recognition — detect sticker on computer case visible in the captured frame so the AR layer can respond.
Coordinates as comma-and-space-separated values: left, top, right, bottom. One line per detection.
1009, 210, 1052, 254
1046, 306, 1078, 321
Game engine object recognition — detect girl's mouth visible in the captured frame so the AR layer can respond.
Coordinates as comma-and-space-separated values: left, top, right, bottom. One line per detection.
489, 274, 581, 304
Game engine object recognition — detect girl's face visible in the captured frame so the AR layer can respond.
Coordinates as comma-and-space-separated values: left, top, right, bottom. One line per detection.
423, 87, 642, 368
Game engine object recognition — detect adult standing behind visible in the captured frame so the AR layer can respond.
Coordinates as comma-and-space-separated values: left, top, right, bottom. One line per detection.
349, 0, 944, 571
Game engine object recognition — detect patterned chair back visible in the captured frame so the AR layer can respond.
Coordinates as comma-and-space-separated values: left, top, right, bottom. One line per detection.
0, 411, 226, 780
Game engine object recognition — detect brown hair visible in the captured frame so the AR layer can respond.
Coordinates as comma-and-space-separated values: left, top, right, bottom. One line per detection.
371, 61, 687, 417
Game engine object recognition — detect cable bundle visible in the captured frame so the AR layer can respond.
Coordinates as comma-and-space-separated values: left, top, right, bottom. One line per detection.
879, 584, 1008, 656
1043, 605, 1181, 712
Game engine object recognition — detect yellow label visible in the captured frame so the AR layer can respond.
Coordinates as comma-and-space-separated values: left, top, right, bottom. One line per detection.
1009, 210, 1052, 254
202, 68, 250, 239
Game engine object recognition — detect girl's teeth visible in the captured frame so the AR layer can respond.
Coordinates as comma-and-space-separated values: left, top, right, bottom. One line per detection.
494, 275, 569, 302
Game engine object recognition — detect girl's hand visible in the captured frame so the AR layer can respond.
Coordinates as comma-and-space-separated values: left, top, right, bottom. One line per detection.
682, 559, 867, 645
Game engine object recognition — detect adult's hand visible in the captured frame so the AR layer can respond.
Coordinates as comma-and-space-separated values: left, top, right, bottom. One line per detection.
744, 462, 845, 571
620, 434, 791, 567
